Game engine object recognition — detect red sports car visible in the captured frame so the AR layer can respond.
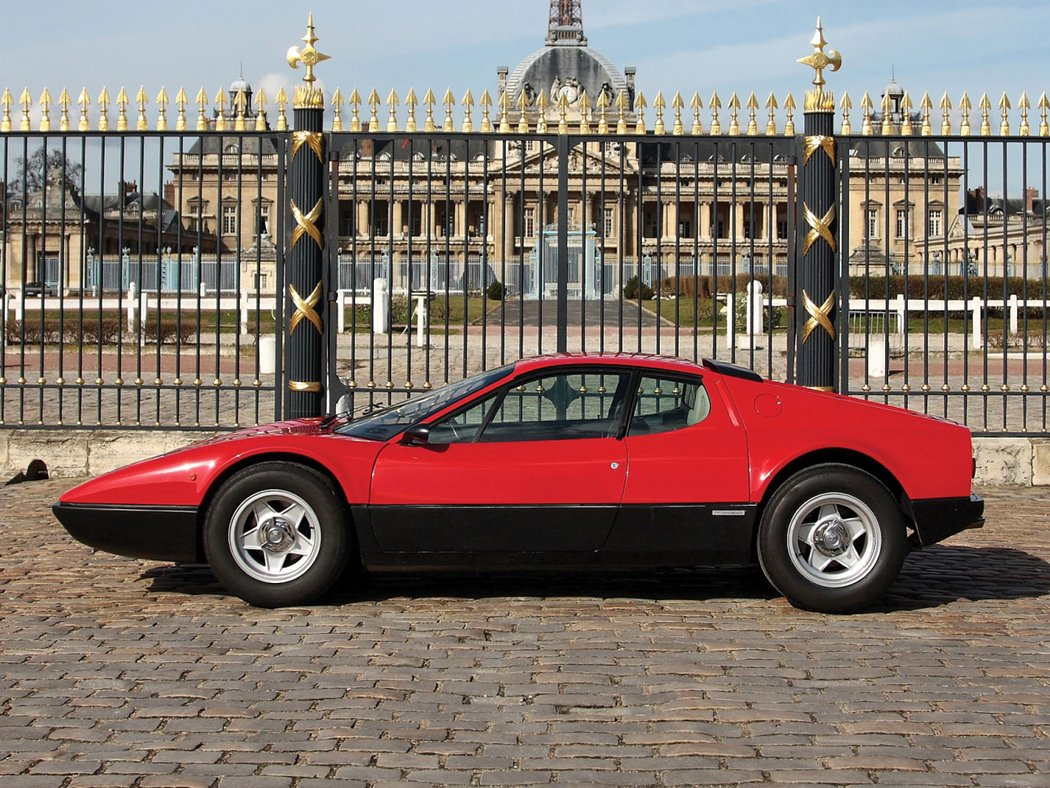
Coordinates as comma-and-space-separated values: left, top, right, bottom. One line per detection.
54, 354, 983, 613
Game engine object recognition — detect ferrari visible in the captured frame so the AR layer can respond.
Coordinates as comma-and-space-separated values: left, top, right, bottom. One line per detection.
54, 354, 984, 613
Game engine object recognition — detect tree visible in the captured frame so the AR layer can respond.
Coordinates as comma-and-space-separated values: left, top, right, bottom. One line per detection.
14, 148, 84, 193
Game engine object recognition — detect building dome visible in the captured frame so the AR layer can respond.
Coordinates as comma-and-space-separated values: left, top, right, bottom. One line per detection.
230, 75, 251, 95
500, 1, 634, 120
882, 77, 904, 101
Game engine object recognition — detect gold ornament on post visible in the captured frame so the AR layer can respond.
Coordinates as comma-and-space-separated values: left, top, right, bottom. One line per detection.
287, 13, 329, 109
797, 17, 841, 112
480, 89, 493, 133
1, 88, 12, 133
766, 92, 779, 136
58, 88, 71, 132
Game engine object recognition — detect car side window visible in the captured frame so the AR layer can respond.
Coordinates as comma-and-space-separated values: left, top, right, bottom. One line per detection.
627, 376, 709, 436
430, 369, 631, 444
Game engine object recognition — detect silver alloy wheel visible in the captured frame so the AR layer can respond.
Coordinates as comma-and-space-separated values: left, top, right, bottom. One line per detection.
227, 489, 322, 584
785, 492, 883, 588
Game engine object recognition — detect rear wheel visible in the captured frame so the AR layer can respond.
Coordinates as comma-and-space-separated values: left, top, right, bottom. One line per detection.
203, 462, 350, 607
757, 464, 906, 613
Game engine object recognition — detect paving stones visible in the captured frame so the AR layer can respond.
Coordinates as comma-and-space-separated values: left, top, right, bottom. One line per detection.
0, 479, 1048, 785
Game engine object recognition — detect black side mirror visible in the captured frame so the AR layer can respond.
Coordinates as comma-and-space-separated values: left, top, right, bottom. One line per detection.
400, 424, 431, 446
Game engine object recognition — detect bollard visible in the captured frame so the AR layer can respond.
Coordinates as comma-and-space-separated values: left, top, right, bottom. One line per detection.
372, 278, 390, 334
127, 282, 137, 332
737, 280, 765, 350
258, 335, 276, 375
867, 338, 887, 377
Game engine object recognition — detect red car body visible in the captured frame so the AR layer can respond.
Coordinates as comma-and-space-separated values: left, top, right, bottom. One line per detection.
54, 354, 983, 610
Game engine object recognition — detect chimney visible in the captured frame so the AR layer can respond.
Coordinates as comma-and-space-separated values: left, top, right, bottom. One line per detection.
1027, 187, 1038, 213
163, 180, 175, 207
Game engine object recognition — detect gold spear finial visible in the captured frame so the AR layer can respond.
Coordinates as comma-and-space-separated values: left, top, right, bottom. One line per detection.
386, 89, 400, 132
597, 89, 610, 135
880, 91, 892, 135
98, 87, 111, 131
234, 88, 248, 131
174, 87, 188, 131
746, 92, 759, 136
900, 92, 913, 136
691, 92, 704, 135
155, 87, 169, 131
999, 92, 1011, 135
442, 88, 455, 132
275, 87, 289, 130
367, 88, 380, 132
940, 92, 952, 135
672, 91, 684, 136
616, 89, 629, 134
498, 90, 510, 133
557, 91, 570, 134
979, 92, 991, 137
920, 92, 932, 136
728, 92, 742, 135
461, 89, 474, 133
195, 87, 209, 130
517, 89, 530, 134
38, 88, 52, 132
1, 88, 12, 133
783, 93, 796, 135
77, 88, 90, 132
422, 88, 436, 132
58, 88, 71, 131
1019, 92, 1031, 137
480, 89, 493, 133
331, 88, 344, 131
767, 92, 780, 135
116, 87, 129, 131
709, 91, 722, 135
839, 92, 851, 134
634, 92, 647, 134
652, 91, 666, 135
578, 89, 591, 134
536, 91, 549, 133
404, 88, 418, 133
348, 87, 362, 131
214, 87, 228, 131
959, 92, 972, 136
136, 86, 149, 131
19, 88, 32, 131
254, 88, 268, 131
1039, 93, 1049, 137
860, 91, 873, 136
287, 13, 330, 86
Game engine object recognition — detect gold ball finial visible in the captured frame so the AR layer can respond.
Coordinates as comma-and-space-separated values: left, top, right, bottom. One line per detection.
797, 17, 842, 90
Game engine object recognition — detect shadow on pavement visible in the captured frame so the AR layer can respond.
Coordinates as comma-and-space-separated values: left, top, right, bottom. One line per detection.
141, 543, 1050, 612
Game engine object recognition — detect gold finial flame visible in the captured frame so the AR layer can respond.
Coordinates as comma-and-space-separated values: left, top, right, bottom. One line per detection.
287, 13, 330, 86
797, 17, 842, 90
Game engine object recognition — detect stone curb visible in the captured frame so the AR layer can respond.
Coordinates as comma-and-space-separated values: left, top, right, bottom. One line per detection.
1, 429, 1047, 487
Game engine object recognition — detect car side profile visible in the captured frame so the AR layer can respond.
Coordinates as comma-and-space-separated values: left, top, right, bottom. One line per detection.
54, 354, 984, 613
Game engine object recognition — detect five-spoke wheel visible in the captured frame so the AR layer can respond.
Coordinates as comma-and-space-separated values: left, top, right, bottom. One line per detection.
204, 462, 350, 607
758, 464, 906, 613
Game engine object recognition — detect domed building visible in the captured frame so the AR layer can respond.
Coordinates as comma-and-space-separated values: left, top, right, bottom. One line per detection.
498, 0, 635, 124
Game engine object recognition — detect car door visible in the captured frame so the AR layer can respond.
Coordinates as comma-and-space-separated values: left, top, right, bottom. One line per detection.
368, 367, 632, 553
606, 372, 753, 563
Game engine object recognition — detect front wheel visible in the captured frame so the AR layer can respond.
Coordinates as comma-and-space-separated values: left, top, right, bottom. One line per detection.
203, 462, 351, 607
757, 464, 907, 613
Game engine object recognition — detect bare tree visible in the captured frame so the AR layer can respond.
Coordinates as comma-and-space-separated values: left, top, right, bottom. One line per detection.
14, 148, 84, 193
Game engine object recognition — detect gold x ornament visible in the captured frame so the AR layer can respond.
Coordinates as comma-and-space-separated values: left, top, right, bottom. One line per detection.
291, 130, 324, 163
803, 203, 836, 255
803, 135, 836, 165
288, 282, 323, 335
290, 198, 324, 250
802, 289, 836, 343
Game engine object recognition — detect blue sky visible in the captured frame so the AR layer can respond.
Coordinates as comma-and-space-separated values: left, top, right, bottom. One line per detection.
2, 0, 1048, 120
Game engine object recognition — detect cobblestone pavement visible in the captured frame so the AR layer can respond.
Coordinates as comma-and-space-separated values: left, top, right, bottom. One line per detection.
1, 480, 1048, 787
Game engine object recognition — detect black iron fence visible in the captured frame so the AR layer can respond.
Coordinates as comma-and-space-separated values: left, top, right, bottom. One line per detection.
2, 125, 1048, 434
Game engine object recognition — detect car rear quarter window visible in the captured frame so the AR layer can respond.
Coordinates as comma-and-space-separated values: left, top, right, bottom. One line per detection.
628, 375, 709, 436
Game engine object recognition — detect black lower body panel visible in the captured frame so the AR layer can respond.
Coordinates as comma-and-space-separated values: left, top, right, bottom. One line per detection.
53, 503, 201, 563
909, 495, 985, 547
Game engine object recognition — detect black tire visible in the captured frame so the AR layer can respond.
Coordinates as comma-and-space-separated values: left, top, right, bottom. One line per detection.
757, 464, 907, 613
203, 461, 351, 607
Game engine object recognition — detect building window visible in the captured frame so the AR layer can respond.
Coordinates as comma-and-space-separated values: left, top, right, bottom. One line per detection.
254, 203, 271, 236
222, 204, 237, 236
603, 208, 614, 237
927, 209, 942, 237
896, 209, 908, 239
867, 209, 879, 239
338, 202, 355, 237
524, 207, 536, 238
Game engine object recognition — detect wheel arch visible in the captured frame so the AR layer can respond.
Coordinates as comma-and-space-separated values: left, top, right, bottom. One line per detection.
194, 452, 355, 562
751, 449, 909, 555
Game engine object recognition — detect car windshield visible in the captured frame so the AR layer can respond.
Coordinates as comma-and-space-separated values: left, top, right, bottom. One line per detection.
335, 363, 515, 442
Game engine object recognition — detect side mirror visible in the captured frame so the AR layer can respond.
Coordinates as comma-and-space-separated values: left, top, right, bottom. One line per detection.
400, 424, 431, 446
